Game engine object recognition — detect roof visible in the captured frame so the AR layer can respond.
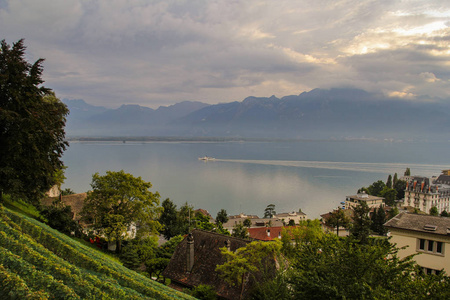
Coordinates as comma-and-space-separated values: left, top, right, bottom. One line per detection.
384, 212, 450, 236
162, 229, 253, 299
347, 194, 384, 201
248, 226, 302, 241
41, 193, 87, 221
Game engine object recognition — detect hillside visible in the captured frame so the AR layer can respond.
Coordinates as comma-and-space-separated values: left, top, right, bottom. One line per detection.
63, 88, 450, 140
0, 205, 194, 299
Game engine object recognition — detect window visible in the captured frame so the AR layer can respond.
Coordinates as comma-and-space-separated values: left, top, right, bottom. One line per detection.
417, 238, 445, 255
419, 239, 425, 250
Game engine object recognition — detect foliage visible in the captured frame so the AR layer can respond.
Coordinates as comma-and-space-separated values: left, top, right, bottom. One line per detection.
350, 202, 372, 244
146, 235, 184, 281
287, 234, 450, 299
159, 198, 187, 239
216, 240, 282, 300
243, 218, 252, 228
231, 222, 248, 238
325, 208, 350, 236
81, 170, 161, 253
429, 206, 439, 216
264, 204, 276, 218
61, 188, 75, 196
0, 205, 195, 299
404, 167, 411, 176
393, 179, 407, 201
40, 203, 82, 236
370, 205, 387, 235
190, 284, 217, 300
441, 210, 449, 217
388, 206, 399, 219
281, 220, 324, 258
0, 39, 69, 204
380, 186, 397, 206
386, 174, 392, 188
215, 209, 229, 224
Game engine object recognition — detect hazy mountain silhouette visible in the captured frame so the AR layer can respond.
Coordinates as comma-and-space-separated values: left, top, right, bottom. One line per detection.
63, 88, 450, 140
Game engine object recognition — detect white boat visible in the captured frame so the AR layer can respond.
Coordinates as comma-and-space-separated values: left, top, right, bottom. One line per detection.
198, 156, 215, 161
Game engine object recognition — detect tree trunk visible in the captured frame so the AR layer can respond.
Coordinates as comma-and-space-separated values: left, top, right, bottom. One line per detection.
116, 239, 122, 254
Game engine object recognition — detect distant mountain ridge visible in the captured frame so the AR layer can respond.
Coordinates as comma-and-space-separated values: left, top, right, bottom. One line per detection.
63, 88, 450, 140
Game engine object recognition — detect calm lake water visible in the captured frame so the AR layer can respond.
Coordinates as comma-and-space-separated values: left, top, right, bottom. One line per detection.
62, 140, 450, 219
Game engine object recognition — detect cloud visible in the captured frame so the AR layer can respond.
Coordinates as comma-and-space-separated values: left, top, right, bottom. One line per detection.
1, 0, 449, 107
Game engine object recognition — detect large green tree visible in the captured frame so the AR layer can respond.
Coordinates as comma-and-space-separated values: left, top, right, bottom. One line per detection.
264, 204, 276, 218
0, 39, 68, 204
81, 170, 161, 253
350, 202, 372, 244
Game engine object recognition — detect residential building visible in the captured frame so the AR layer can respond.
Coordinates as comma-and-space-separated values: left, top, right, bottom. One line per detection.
345, 192, 384, 209
403, 170, 450, 214
384, 212, 450, 274
274, 211, 308, 224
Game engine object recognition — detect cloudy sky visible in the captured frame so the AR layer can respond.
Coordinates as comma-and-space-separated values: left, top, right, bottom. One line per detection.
1, 0, 449, 108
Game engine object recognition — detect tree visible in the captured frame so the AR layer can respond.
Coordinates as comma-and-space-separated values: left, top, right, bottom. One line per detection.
393, 173, 398, 187
368, 180, 386, 196
393, 179, 407, 201
81, 170, 161, 253
429, 206, 438, 216
40, 202, 82, 236
216, 240, 282, 300
159, 198, 184, 240
0, 39, 68, 204
350, 202, 372, 244
190, 284, 217, 300
243, 218, 252, 228
386, 174, 392, 188
232, 223, 248, 239
287, 234, 449, 299
370, 205, 387, 235
404, 167, 411, 176
264, 204, 276, 218
325, 208, 350, 236
441, 210, 449, 217
216, 209, 229, 224
380, 186, 397, 206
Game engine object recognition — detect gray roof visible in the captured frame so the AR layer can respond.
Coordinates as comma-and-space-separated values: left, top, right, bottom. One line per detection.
384, 212, 450, 236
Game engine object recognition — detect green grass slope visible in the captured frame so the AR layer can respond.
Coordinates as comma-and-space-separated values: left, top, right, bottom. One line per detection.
0, 205, 195, 299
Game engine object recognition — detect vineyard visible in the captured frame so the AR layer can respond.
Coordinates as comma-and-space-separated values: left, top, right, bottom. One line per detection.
0, 205, 195, 299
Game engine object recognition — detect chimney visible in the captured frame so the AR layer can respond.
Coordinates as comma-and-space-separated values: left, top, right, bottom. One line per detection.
225, 239, 231, 252
186, 233, 194, 273
267, 229, 271, 237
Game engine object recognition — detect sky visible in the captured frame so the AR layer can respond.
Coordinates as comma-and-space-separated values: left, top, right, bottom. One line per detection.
1, 0, 449, 108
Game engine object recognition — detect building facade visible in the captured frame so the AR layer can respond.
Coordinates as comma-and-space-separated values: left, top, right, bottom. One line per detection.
345, 192, 384, 210
404, 170, 450, 214
384, 212, 450, 275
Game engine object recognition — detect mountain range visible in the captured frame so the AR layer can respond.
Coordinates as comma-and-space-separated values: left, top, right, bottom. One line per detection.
63, 88, 450, 140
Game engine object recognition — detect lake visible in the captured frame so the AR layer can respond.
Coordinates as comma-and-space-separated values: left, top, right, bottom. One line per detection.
61, 139, 450, 219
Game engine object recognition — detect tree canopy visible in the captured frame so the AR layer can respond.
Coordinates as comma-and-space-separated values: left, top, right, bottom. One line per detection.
264, 204, 276, 218
0, 39, 68, 204
81, 170, 161, 253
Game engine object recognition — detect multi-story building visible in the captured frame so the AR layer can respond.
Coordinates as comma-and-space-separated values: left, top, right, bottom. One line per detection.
384, 212, 450, 275
345, 192, 384, 210
403, 170, 450, 214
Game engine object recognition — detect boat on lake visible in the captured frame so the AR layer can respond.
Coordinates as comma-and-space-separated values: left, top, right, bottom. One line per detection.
198, 156, 215, 161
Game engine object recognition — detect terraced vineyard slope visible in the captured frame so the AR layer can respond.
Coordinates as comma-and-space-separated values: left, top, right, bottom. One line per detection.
0, 205, 194, 299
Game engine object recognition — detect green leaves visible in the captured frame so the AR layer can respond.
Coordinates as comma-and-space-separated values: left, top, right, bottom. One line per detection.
81, 170, 162, 253
0, 40, 68, 204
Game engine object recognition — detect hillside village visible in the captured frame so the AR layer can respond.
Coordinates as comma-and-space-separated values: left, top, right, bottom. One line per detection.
2, 39, 450, 299
26, 168, 450, 299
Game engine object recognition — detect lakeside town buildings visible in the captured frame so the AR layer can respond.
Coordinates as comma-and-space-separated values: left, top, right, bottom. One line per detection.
403, 170, 450, 214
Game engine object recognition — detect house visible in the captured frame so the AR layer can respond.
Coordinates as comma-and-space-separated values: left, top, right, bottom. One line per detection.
274, 211, 308, 224
223, 213, 284, 234
41, 193, 87, 222
403, 170, 450, 214
384, 212, 450, 274
345, 192, 384, 210
320, 209, 353, 237
162, 229, 255, 299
